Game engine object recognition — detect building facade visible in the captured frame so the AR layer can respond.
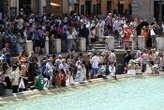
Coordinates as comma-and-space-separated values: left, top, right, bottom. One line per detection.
48, 0, 63, 14
132, 0, 164, 21
0, 0, 48, 17
64, 0, 132, 15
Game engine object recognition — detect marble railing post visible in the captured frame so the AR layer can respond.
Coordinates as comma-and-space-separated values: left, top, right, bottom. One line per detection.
25, 40, 33, 52
156, 37, 164, 51
105, 36, 115, 50
79, 37, 86, 52
45, 37, 49, 55
137, 36, 145, 50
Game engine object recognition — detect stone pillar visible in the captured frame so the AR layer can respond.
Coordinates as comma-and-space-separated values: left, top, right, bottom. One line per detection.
105, 36, 115, 50
101, 0, 107, 14
63, 0, 69, 14
16, 0, 19, 15
54, 39, 61, 53
79, 37, 86, 52
156, 37, 164, 51
45, 37, 49, 55
26, 40, 33, 52
40, 0, 46, 15
137, 36, 145, 50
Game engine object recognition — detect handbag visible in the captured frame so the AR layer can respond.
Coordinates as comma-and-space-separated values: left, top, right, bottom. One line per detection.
19, 77, 25, 89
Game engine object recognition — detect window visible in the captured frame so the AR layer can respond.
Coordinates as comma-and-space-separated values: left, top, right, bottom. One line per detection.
107, 1, 112, 13
93, 4, 97, 15
81, 5, 84, 15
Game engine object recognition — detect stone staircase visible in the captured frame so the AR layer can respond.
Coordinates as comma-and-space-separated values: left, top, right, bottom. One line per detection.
114, 40, 123, 49
95, 41, 106, 52
88, 41, 106, 52
88, 38, 133, 52
114, 39, 133, 50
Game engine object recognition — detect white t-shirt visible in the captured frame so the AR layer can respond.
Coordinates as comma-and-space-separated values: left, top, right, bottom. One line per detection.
46, 62, 54, 73
10, 70, 20, 86
109, 52, 116, 63
59, 63, 69, 74
91, 55, 100, 68
109, 65, 116, 76
162, 24, 164, 33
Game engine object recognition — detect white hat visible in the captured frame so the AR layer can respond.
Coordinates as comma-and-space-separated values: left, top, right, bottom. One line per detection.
88, 52, 92, 55
62, 59, 66, 62
123, 24, 128, 28
58, 54, 62, 58
152, 64, 158, 68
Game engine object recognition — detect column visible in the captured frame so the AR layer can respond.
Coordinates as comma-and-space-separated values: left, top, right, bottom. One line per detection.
10, 0, 17, 17
16, 0, 19, 15
45, 37, 49, 55
40, 0, 46, 15
101, 0, 107, 14
63, 0, 69, 14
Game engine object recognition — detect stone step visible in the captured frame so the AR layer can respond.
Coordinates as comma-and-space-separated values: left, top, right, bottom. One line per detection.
96, 41, 105, 44
95, 44, 106, 47
95, 47, 106, 49
88, 48, 106, 52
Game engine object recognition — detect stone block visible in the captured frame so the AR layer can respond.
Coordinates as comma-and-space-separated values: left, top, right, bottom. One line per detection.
137, 36, 145, 50
105, 36, 115, 50
156, 37, 164, 51
54, 39, 61, 53
79, 37, 86, 52
25, 40, 33, 52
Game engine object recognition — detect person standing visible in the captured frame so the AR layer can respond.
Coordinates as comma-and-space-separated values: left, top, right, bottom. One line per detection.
10, 64, 20, 93
90, 52, 100, 78
162, 21, 164, 36
79, 24, 89, 49
90, 26, 97, 49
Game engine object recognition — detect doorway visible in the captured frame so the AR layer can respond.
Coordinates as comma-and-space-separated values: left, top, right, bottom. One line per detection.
118, 3, 124, 15
85, 0, 91, 14
19, 0, 31, 14
154, 1, 164, 21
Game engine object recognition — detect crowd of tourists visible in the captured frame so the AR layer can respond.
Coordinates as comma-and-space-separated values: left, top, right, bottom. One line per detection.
0, 12, 164, 56
0, 48, 163, 94
0, 12, 164, 95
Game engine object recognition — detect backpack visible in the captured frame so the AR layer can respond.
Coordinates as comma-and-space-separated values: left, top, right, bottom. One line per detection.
35, 75, 44, 90
32, 31, 40, 41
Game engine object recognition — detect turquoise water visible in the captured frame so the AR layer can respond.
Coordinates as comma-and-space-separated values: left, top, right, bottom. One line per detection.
1, 76, 164, 110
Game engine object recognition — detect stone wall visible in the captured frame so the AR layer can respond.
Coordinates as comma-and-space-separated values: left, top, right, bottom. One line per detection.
132, 0, 154, 19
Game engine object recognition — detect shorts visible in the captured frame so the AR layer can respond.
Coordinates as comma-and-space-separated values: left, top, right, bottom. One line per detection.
91, 68, 99, 74
40, 40, 45, 48
33, 40, 40, 47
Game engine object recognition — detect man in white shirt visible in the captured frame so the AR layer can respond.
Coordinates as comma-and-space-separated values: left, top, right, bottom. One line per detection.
162, 21, 164, 36
90, 53, 100, 78
10, 65, 20, 93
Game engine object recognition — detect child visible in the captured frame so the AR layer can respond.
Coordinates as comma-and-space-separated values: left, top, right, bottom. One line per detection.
75, 62, 83, 82
109, 63, 116, 77
151, 64, 159, 74
127, 60, 137, 75
98, 64, 106, 77
66, 68, 74, 86
35, 74, 44, 90
55, 70, 64, 88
